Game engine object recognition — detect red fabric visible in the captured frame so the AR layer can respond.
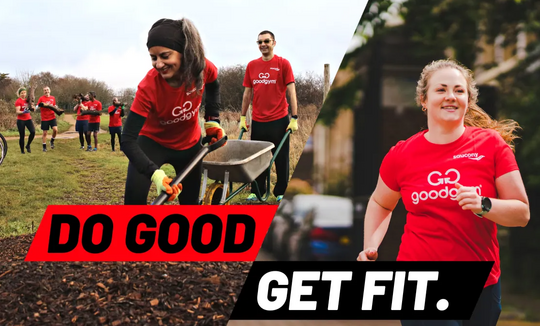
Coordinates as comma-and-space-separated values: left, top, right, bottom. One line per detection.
76, 101, 90, 121
243, 55, 294, 122
130, 58, 218, 150
37, 95, 57, 121
108, 106, 123, 127
15, 98, 31, 120
380, 127, 519, 288
87, 100, 102, 123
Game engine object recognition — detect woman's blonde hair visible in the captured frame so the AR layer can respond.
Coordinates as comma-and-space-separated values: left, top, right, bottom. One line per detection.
416, 59, 520, 150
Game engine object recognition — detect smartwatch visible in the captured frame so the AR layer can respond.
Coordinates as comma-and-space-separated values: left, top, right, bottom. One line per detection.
475, 197, 492, 218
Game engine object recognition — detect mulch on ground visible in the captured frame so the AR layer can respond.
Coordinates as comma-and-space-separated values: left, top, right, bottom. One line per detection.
0, 234, 252, 326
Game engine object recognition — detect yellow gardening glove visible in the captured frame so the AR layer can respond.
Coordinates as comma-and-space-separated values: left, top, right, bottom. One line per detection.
204, 121, 227, 146
151, 169, 181, 202
287, 117, 298, 133
239, 116, 248, 132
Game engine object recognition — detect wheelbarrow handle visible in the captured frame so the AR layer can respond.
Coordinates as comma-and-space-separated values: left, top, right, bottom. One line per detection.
151, 135, 228, 205
239, 128, 247, 140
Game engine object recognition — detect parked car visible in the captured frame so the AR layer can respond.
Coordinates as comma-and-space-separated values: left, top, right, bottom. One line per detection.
288, 195, 353, 261
267, 194, 353, 261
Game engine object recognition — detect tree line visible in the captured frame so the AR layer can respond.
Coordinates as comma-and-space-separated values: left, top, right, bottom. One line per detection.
0, 66, 324, 130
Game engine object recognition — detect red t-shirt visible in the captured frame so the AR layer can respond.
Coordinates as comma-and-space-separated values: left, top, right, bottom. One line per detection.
380, 127, 519, 288
87, 100, 102, 123
108, 105, 123, 127
130, 58, 218, 150
242, 55, 294, 122
37, 95, 56, 121
15, 98, 31, 121
76, 101, 90, 121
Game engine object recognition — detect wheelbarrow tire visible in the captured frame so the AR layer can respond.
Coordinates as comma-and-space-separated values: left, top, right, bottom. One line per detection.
202, 182, 230, 205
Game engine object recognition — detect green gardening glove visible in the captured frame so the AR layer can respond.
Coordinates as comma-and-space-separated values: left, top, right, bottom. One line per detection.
239, 116, 248, 131
287, 117, 298, 133
151, 169, 181, 202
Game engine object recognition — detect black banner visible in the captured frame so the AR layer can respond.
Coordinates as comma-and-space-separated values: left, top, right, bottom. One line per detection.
230, 261, 492, 320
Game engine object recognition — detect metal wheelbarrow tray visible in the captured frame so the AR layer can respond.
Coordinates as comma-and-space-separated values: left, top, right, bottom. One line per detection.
202, 139, 275, 183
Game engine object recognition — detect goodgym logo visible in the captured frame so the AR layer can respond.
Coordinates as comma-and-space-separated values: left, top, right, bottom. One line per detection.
253, 72, 276, 85
411, 168, 481, 204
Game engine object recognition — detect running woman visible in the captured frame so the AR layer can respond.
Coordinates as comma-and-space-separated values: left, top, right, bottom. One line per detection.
37, 86, 58, 152
240, 30, 299, 203
14, 87, 35, 154
108, 97, 124, 152
357, 59, 530, 326
122, 18, 225, 205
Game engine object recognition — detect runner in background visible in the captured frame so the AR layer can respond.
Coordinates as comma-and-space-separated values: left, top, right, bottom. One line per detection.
14, 87, 35, 154
358, 59, 530, 326
74, 94, 91, 150
86, 91, 102, 151
37, 86, 58, 152
108, 97, 124, 152
240, 30, 299, 203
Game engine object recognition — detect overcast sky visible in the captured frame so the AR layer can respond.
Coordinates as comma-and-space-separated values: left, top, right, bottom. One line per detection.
0, 0, 367, 92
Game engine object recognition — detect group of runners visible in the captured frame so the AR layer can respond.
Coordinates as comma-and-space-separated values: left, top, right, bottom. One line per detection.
14, 88, 125, 153
73, 92, 124, 152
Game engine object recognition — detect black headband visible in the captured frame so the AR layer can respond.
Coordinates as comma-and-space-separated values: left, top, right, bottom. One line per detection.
146, 19, 185, 54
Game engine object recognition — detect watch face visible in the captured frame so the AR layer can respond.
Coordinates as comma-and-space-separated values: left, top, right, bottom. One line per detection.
482, 197, 492, 211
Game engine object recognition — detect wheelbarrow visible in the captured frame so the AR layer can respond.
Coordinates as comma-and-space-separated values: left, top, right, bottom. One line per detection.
199, 128, 291, 205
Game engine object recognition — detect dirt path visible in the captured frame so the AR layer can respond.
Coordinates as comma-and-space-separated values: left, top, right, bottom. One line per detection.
4, 114, 97, 140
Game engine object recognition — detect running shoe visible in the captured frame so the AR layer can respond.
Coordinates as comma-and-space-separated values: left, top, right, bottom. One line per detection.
93, 148, 98, 151
276, 195, 284, 203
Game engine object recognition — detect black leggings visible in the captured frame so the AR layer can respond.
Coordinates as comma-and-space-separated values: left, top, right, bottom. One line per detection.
401, 278, 501, 326
124, 136, 202, 205
110, 127, 122, 151
17, 119, 35, 152
79, 131, 91, 147
250, 116, 290, 197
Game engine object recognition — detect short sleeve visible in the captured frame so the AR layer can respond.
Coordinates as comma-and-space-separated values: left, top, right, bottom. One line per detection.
494, 133, 519, 178
243, 63, 252, 88
97, 101, 102, 111
205, 59, 218, 84
282, 58, 295, 85
130, 84, 153, 118
379, 144, 401, 192
37, 97, 43, 104
108, 105, 114, 113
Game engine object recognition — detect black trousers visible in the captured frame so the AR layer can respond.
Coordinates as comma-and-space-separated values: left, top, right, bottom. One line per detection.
124, 136, 202, 205
250, 116, 290, 197
109, 127, 122, 151
17, 119, 35, 152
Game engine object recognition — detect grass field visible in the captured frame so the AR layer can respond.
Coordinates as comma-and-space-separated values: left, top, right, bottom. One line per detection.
0, 109, 317, 237
1, 116, 71, 137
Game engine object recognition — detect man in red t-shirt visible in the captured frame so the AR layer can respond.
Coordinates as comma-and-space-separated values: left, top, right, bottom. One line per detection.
37, 86, 58, 152
86, 91, 102, 151
108, 97, 124, 152
240, 30, 299, 203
